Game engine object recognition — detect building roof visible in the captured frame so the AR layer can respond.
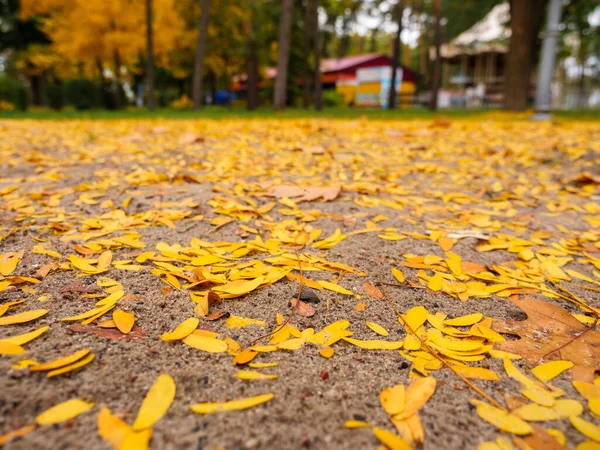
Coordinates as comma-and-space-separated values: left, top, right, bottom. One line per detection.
232, 53, 417, 89
433, 2, 510, 59
261, 53, 390, 79
321, 53, 388, 73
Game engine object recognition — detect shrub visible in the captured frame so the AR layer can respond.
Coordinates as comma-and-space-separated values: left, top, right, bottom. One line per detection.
159, 87, 179, 108
0, 100, 16, 111
322, 90, 343, 107
46, 83, 65, 110
0, 76, 28, 110
64, 78, 100, 110
170, 94, 193, 110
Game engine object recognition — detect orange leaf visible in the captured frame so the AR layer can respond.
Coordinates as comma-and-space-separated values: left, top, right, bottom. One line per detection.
363, 282, 383, 300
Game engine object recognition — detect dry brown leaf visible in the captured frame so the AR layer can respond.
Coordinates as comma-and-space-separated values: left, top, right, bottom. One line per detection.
266, 185, 341, 202
513, 425, 566, 450
36, 263, 59, 278
294, 145, 325, 155
491, 296, 600, 382
207, 291, 222, 305
565, 172, 600, 186
204, 311, 229, 321
289, 299, 315, 317
179, 133, 205, 145
69, 325, 146, 340
363, 282, 383, 300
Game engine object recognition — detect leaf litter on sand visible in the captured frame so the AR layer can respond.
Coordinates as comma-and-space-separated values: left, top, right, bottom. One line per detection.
1, 118, 600, 449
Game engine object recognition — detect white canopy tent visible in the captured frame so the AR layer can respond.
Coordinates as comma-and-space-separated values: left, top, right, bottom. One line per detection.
431, 3, 510, 60
430, 2, 510, 91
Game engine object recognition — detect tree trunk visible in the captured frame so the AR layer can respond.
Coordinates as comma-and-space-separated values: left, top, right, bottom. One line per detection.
96, 59, 104, 82
247, 39, 259, 110
302, 0, 313, 108
29, 73, 45, 106
504, 0, 546, 111
418, 33, 429, 86
192, 0, 211, 109
313, 0, 322, 110
145, 0, 156, 110
577, 31, 586, 108
245, 2, 259, 110
429, 0, 442, 111
113, 49, 122, 109
388, 1, 403, 109
338, 18, 351, 57
273, 0, 294, 110
369, 28, 378, 53
578, 65, 586, 108
96, 58, 108, 108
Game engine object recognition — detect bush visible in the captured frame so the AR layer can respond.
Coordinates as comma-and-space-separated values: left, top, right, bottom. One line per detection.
158, 87, 180, 108
46, 83, 65, 110
64, 78, 100, 110
28, 106, 53, 114
322, 90, 343, 107
0, 76, 28, 110
170, 94, 193, 110
0, 100, 16, 111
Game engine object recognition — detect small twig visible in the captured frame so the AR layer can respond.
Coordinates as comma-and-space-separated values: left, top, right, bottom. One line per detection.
207, 220, 233, 235
541, 326, 596, 360
573, 284, 600, 293
379, 282, 426, 289
547, 283, 600, 320
243, 251, 304, 349
539, 284, 600, 318
378, 275, 505, 410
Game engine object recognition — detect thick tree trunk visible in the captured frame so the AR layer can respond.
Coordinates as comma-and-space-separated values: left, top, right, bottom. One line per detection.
302, 0, 313, 108
246, 2, 259, 110
388, 1, 403, 109
113, 49, 122, 109
192, 0, 211, 109
313, 0, 322, 111
273, 0, 294, 110
504, 0, 546, 111
247, 40, 259, 110
96, 58, 108, 108
429, 0, 442, 111
29, 73, 45, 106
145, 0, 156, 110
418, 33, 429, 86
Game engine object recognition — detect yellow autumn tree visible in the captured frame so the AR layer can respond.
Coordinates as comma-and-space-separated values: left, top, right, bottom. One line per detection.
20, 0, 184, 79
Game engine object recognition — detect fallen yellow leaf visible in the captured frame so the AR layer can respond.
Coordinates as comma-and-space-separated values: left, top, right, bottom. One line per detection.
36, 399, 94, 425
190, 393, 274, 414
0, 309, 48, 326
132, 373, 176, 431
113, 309, 135, 334
160, 318, 199, 342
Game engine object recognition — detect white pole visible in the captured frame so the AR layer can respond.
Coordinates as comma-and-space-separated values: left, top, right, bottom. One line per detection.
532, 0, 563, 120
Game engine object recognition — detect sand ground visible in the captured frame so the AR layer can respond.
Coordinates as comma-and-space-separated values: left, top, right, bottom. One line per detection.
0, 118, 599, 450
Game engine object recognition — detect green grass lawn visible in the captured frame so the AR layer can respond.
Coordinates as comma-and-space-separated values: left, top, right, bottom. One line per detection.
1, 106, 599, 121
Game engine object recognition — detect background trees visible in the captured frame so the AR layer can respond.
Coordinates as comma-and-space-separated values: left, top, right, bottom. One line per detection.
0, 0, 596, 111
